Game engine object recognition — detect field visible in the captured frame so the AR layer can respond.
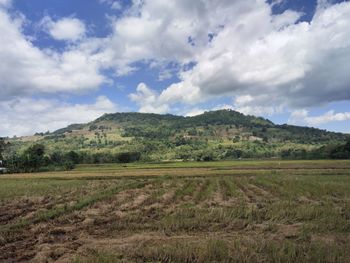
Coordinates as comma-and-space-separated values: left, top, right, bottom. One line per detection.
1, 160, 350, 262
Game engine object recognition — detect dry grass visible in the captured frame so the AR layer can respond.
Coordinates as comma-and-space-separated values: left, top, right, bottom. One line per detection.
1, 160, 350, 262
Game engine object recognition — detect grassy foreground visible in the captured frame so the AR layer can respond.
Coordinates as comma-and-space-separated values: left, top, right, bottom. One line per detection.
0, 160, 350, 262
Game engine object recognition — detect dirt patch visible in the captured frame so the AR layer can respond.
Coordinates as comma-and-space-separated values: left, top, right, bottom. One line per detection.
0, 197, 54, 225
162, 190, 175, 204
277, 224, 302, 239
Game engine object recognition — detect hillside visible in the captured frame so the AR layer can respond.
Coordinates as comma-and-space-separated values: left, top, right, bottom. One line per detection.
4, 110, 349, 162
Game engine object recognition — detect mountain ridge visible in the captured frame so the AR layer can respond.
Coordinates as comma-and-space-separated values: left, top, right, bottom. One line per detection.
52, 109, 345, 138
5, 109, 348, 162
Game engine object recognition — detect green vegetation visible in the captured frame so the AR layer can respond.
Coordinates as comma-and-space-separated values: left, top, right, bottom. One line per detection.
0, 137, 5, 160
2, 142, 143, 173
2, 143, 77, 172
2, 110, 349, 173
1, 160, 350, 262
0, 178, 88, 200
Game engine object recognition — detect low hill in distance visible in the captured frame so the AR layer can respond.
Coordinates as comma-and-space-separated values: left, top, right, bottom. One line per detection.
5, 110, 350, 163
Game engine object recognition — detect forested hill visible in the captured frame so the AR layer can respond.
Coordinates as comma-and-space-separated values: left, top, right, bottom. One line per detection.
90, 110, 345, 143
95, 110, 273, 128
4, 110, 349, 164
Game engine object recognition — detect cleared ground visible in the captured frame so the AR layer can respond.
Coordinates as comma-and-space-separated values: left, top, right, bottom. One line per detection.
0, 160, 350, 262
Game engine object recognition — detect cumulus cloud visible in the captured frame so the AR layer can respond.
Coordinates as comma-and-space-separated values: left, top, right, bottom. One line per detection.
4, 0, 350, 109
42, 16, 86, 41
233, 95, 284, 116
0, 9, 106, 100
0, 96, 117, 137
99, 0, 266, 76
0, 0, 11, 8
132, 0, 350, 115
185, 104, 234, 117
185, 108, 207, 117
1, 0, 350, 135
289, 109, 350, 126
129, 83, 169, 113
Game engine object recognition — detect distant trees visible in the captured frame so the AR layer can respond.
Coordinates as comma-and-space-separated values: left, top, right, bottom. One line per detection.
3, 110, 350, 172
4, 144, 80, 173
330, 139, 350, 159
279, 139, 350, 160
196, 151, 214, 162
232, 136, 240, 143
225, 149, 242, 159
188, 128, 197, 136
123, 126, 173, 139
0, 137, 5, 160
2, 138, 350, 174
280, 148, 307, 159
89, 124, 98, 131
116, 152, 141, 163
22, 144, 46, 171
3, 139, 145, 173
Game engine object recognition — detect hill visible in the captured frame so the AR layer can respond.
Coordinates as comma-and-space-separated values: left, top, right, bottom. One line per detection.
4, 109, 349, 163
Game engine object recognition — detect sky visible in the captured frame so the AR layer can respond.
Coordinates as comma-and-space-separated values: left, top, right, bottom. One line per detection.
0, 0, 350, 137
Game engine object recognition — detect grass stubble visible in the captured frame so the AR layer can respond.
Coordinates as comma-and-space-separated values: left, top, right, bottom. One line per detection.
0, 160, 349, 262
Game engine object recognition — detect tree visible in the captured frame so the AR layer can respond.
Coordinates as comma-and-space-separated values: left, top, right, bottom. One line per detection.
232, 136, 240, 143
117, 152, 141, 163
0, 137, 5, 160
23, 144, 46, 171
66, 151, 80, 164
50, 151, 64, 164
330, 139, 350, 159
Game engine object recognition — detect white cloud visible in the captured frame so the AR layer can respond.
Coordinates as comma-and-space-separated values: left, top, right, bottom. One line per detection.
0, 96, 117, 137
185, 108, 207, 117
128, 81, 284, 119
100, 1, 264, 76
1, 0, 350, 134
0, 9, 106, 100
234, 106, 283, 117
0, 0, 11, 8
111, 2, 122, 10
42, 16, 86, 41
4, 0, 350, 110
233, 95, 284, 116
289, 110, 350, 126
185, 104, 234, 117
100, 0, 122, 10
138, 1, 350, 114
129, 83, 169, 114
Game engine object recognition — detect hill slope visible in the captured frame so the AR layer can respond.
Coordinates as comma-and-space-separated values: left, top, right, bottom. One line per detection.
5, 110, 349, 162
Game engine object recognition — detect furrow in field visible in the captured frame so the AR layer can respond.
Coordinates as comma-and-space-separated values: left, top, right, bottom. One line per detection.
246, 183, 275, 201
194, 178, 217, 204
231, 178, 256, 202
253, 176, 285, 198
173, 179, 200, 203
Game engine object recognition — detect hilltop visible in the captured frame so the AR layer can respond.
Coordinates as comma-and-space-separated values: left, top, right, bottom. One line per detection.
5, 110, 349, 162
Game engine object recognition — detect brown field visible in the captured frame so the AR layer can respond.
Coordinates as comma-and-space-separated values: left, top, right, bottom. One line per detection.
1, 160, 350, 262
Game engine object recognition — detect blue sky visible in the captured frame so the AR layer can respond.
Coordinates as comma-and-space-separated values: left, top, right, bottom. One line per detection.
0, 0, 349, 136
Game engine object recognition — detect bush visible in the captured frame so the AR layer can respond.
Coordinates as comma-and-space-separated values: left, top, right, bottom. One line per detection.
116, 152, 141, 163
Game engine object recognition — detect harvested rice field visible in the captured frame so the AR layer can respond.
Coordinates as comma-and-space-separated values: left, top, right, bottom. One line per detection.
1, 160, 350, 262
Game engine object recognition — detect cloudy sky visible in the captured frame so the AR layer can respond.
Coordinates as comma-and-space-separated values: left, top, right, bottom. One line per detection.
0, 0, 350, 137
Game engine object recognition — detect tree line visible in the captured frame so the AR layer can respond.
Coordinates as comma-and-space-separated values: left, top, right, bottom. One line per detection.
1, 137, 349, 173
1, 141, 141, 173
